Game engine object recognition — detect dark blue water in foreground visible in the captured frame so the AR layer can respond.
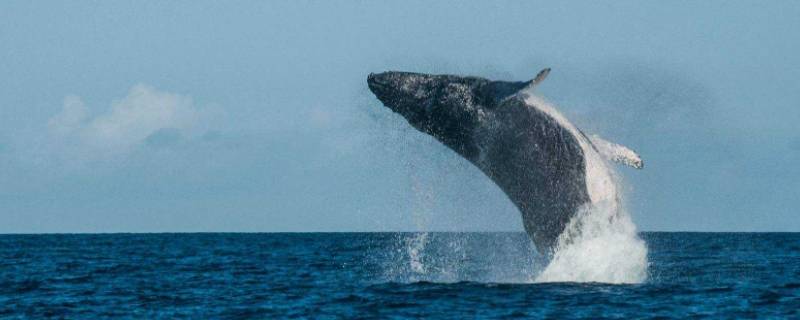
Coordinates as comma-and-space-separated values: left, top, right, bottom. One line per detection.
1, 233, 798, 318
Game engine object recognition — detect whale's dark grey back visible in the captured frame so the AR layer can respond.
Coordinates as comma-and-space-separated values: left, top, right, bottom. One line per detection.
479, 97, 589, 251
367, 71, 590, 253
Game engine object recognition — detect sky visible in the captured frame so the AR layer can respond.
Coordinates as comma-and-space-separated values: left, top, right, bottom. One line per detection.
1, 1, 798, 233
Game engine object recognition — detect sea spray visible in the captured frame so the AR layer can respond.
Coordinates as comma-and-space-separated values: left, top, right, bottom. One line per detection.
536, 201, 649, 283
406, 232, 429, 275
407, 167, 432, 278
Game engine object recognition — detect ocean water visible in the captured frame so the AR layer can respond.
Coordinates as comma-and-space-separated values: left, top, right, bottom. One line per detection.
1, 232, 798, 318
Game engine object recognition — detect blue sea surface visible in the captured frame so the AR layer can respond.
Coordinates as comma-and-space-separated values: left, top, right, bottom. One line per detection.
1, 233, 798, 318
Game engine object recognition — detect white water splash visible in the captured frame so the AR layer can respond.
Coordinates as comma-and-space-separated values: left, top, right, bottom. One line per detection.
405, 166, 434, 278
524, 94, 649, 284
406, 232, 429, 274
535, 201, 649, 283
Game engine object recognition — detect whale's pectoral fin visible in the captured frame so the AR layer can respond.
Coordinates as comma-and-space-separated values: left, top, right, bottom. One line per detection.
523, 68, 551, 92
588, 134, 644, 169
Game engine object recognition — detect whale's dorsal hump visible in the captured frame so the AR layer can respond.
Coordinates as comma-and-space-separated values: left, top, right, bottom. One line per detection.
588, 134, 644, 169
523, 68, 551, 92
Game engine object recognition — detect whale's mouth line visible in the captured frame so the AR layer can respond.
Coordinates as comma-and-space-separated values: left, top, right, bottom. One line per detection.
367, 79, 399, 115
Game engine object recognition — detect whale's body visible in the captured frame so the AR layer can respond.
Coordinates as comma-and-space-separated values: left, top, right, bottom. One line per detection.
367, 69, 642, 253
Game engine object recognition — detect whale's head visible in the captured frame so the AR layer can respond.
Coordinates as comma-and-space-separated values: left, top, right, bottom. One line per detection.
368, 71, 532, 158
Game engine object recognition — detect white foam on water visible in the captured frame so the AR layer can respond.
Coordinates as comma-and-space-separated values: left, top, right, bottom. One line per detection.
524, 94, 649, 284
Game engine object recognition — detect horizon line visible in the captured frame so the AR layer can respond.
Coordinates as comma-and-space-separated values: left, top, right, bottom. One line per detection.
1, 230, 798, 235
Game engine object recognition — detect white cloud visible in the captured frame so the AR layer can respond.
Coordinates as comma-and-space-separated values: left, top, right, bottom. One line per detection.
48, 84, 203, 156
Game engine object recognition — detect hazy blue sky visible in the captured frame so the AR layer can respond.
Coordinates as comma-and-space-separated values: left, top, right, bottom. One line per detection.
1, 1, 798, 232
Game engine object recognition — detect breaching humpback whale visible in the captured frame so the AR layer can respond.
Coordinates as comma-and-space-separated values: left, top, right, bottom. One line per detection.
367, 69, 643, 254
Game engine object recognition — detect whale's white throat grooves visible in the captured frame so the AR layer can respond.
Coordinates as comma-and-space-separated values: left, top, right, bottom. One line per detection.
522, 94, 617, 208
521, 93, 648, 284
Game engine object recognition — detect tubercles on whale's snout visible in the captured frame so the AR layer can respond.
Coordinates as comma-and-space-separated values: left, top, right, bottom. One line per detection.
367, 71, 421, 119
366, 72, 390, 93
